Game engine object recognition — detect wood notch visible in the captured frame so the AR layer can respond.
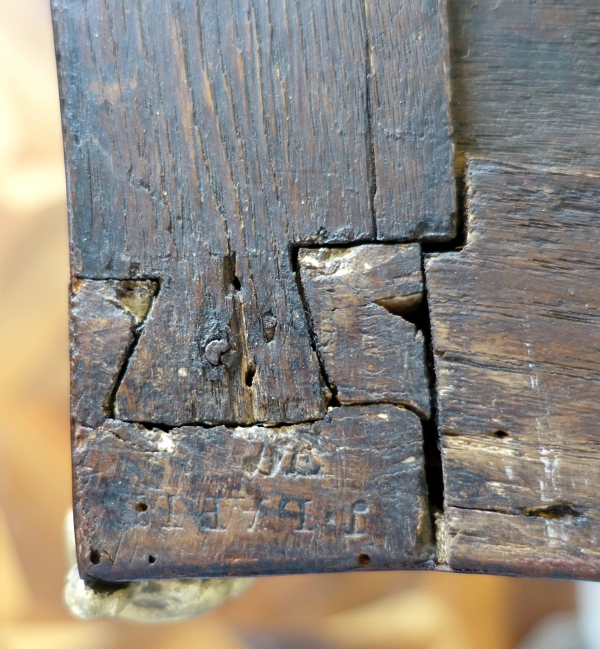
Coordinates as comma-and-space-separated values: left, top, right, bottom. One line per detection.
299, 244, 430, 418
74, 405, 433, 581
70, 279, 158, 429
426, 159, 600, 580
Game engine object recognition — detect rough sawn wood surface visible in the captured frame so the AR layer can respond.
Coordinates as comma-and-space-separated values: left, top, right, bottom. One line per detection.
53, 0, 600, 582
427, 159, 600, 580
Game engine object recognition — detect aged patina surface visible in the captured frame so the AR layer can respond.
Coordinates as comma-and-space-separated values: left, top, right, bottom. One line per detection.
52, 0, 600, 581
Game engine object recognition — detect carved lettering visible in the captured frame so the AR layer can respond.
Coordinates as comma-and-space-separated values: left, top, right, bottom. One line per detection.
346, 500, 370, 537
278, 497, 313, 533
163, 494, 183, 529
278, 446, 296, 475
199, 494, 265, 533
199, 497, 225, 531
197, 494, 372, 536
233, 496, 264, 532
244, 442, 321, 477
256, 445, 274, 475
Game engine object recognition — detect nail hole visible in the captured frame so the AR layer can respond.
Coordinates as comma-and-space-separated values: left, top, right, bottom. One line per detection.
148, 555, 156, 564
135, 502, 148, 512
357, 553, 371, 566
232, 276, 242, 291
523, 503, 582, 520
262, 312, 278, 342
245, 363, 256, 387
493, 430, 509, 439
90, 549, 101, 565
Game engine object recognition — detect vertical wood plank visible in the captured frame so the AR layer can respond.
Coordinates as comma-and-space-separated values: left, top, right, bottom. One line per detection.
449, 0, 600, 173
367, 0, 456, 240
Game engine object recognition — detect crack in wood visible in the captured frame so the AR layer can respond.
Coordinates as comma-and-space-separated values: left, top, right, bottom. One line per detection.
57, 0, 459, 580
107, 280, 161, 419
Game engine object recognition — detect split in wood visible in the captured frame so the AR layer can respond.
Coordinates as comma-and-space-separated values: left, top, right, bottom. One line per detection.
55, 0, 600, 581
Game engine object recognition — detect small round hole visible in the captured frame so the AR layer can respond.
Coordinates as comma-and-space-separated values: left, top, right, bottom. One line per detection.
245, 363, 256, 387
493, 430, 509, 439
148, 555, 156, 564
357, 553, 371, 566
135, 502, 148, 512
90, 549, 101, 565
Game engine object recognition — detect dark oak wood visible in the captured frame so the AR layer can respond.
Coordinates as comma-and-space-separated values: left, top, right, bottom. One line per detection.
70, 279, 157, 429
299, 244, 430, 418
52, 0, 453, 580
449, 0, 600, 174
427, 159, 600, 579
75, 405, 433, 581
52, 0, 455, 430
368, 0, 455, 238
53, 0, 600, 583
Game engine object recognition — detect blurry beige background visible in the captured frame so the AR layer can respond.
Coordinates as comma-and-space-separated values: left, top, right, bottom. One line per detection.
0, 1, 576, 647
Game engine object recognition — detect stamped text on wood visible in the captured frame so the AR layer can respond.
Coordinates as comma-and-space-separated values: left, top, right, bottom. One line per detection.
54, 0, 454, 579
55, 0, 600, 581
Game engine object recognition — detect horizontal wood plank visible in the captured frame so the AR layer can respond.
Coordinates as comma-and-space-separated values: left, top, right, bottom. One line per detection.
74, 405, 433, 581
426, 159, 600, 578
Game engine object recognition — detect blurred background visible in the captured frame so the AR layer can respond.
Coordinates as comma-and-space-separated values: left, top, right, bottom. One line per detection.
0, 0, 581, 647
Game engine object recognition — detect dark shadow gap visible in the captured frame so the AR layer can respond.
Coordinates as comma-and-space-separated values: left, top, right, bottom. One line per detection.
416, 276, 445, 517
84, 576, 130, 593
419, 164, 469, 535
361, 0, 378, 240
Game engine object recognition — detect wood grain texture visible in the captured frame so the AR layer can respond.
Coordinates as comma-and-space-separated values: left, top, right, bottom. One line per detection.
426, 159, 600, 579
368, 0, 456, 239
70, 279, 157, 429
52, 0, 455, 429
449, 0, 600, 173
74, 405, 433, 581
299, 244, 430, 418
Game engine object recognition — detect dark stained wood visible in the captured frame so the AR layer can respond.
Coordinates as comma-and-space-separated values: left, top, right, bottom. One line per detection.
426, 159, 600, 579
52, 0, 455, 427
70, 279, 157, 429
368, 0, 456, 239
442, 442, 600, 580
74, 405, 433, 581
449, 0, 600, 174
51, 0, 455, 581
54, 0, 600, 582
299, 244, 430, 418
